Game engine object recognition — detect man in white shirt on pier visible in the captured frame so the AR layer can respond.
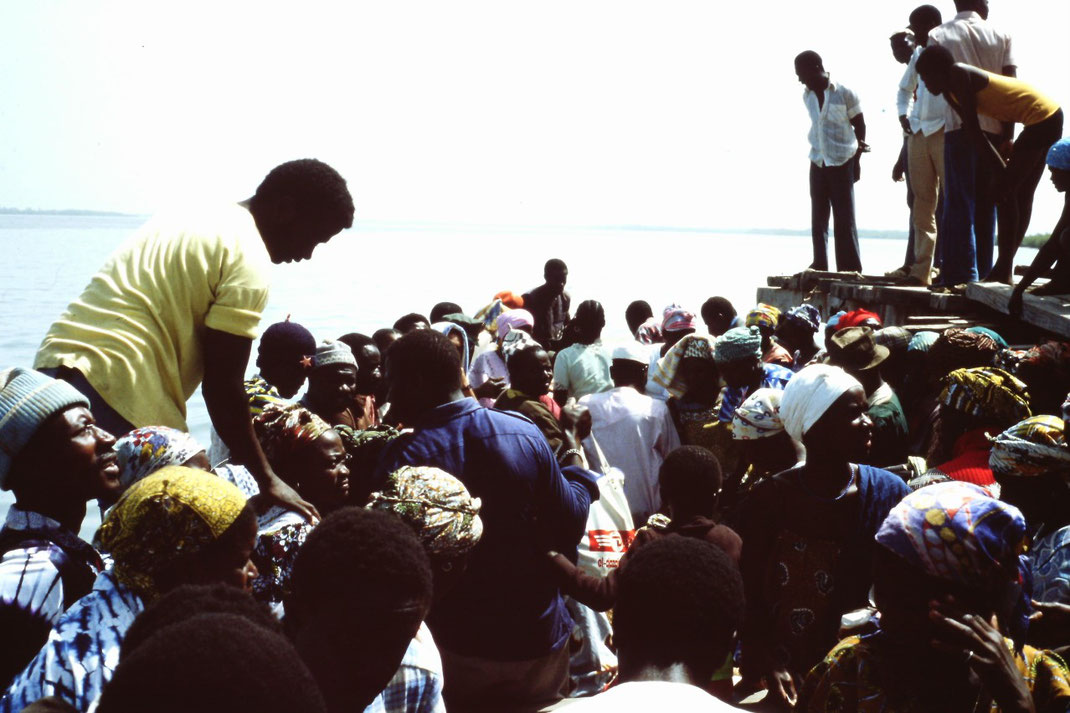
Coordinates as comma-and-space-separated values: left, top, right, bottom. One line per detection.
795, 51, 867, 273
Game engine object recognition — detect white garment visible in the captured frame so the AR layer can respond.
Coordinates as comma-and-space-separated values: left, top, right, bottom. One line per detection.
552, 341, 613, 400
803, 80, 862, 167
928, 11, 1015, 133
559, 680, 744, 711
897, 46, 950, 136
578, 387, 680, 522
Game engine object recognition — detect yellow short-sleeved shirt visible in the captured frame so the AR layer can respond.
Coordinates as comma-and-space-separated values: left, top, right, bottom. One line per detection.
34, 203, 271, 430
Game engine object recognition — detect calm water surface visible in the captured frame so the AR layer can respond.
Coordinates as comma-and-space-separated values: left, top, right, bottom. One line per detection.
0, 213, 1038, 536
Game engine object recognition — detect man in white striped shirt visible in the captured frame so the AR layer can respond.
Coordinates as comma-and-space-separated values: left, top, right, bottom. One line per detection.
795, 50, 867, 273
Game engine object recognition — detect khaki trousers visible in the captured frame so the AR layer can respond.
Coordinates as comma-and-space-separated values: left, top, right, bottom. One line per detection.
907, 129, 945, 283
440, 644, 571, 713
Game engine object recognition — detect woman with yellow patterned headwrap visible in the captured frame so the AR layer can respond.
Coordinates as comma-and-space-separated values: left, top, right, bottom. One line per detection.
991, 415, 1070, 606
3, 467, 258, 713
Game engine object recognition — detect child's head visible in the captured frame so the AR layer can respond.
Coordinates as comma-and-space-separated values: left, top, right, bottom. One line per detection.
658, 446, 723, 518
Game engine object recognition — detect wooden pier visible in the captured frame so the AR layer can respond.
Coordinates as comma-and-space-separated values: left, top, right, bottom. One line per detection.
757, 270, 1070, 342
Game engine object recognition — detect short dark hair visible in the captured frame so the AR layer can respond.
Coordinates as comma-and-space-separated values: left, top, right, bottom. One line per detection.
288, 508, 432, 615
97, 613, 325, 713
909, 4, 942, 29
386, 329, 463, 395
794, 50, 824, 71
430, 302, 463, 323
614, 535, 744, 670
625, 300, 654, 334
338, 332, 375, 355
659, 446, 723, 514
393, 313, 431, 334
121, 584, 281, 659
544, 258, 567, 275
253, 159, 355, 233
890, 30, 913, 43
701, 297, 736, 325
575, 300, 606, 330
916, 45, 955, 76
372, 328, 402, 354
505, 344, 544, 370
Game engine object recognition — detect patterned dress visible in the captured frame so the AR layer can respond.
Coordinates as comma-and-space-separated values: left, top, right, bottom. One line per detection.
800, 634, 1070, 712
0, 571, 144, 713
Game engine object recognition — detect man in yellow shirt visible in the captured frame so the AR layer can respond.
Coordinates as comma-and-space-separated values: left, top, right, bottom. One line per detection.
35, 159, 355, 519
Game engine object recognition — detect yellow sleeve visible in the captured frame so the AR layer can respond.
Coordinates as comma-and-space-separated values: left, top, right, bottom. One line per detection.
204, 236, 270, 339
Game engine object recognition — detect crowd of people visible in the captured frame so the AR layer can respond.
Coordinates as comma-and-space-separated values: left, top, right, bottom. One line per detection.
1, 8, 1070, 708
798, 0, 1068, 303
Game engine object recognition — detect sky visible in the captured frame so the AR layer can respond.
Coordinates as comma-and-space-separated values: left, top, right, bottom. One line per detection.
1, 1, 1068, 232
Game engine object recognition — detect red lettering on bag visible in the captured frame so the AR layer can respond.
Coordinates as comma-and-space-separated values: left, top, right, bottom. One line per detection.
586, 529, 636, 553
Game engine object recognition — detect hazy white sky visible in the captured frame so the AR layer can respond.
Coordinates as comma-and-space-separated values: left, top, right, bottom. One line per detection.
1, 1, 1067, 231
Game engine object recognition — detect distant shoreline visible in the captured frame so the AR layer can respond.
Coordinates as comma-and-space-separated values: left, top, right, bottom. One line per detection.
0, 207, 136, 217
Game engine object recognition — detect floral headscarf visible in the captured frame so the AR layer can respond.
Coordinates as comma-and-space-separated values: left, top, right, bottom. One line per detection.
367, 465, 483, 559
989, 415, 1070, 480
115, 427, 205, 488
876, 481, 1026, 590
732, 388, 785, 441
253, 403, 332, 466
98, 466, 248, 600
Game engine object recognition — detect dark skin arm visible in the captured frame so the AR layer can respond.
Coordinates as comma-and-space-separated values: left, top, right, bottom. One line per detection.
850, 114, 867, 182
1009, 202, 1070, 316
202, 328, 320, 521
893, 140, 908, 182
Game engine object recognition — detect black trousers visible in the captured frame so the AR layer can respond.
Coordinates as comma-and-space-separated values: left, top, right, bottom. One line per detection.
810, 161, 862, 272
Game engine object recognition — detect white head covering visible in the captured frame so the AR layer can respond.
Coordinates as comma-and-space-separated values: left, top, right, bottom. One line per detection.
611, 343, 649, 364
779, 364, 862, 442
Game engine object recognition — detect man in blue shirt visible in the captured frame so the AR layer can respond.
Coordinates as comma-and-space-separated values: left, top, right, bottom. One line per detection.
374, 330, 596, 712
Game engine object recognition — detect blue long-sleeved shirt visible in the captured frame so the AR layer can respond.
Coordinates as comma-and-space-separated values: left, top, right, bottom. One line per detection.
374, 398, 594, 661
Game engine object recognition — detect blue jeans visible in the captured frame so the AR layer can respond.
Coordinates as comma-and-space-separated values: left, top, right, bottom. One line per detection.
941, 129, 998, 284
941, 130, 979, 284
809, 161, 862, 272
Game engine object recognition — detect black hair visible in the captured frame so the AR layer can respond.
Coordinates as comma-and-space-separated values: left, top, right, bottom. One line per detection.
505, 343, 544, 369
372, 328, 402, 354
393, 313, 431, 334
701, 297, 736, 325
916, 45, 955, 76
386, 329, 463, 395
889, 30, 913, 43
575, 300, 606, 329
659, 446, 723, 515
625, 300, 654, 334
288, 508, 432, 616
794, 50, 824, 71
253, 159, 354, 233
909, 4, 942, 28
430, 302, 463, 323
97, 613, 325, 713
544, 258, 568, 275
614, 535, 744, 670
121, 584, 280, 659
338, 332, 375, 355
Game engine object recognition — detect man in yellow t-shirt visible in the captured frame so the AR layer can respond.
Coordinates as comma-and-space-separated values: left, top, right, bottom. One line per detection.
35, 159, 355, 520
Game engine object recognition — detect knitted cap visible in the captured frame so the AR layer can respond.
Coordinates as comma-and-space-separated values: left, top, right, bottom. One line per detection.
313, 340, 357, 370
0, 367, 90, 490
714, 326, 763, 364
259, 320, 316, 367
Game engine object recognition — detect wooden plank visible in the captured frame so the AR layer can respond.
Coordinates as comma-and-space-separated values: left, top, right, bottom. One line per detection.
964, 283, 1070, 339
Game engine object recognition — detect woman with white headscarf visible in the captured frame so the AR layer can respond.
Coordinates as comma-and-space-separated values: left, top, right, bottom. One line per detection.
737, 364, 910, 708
